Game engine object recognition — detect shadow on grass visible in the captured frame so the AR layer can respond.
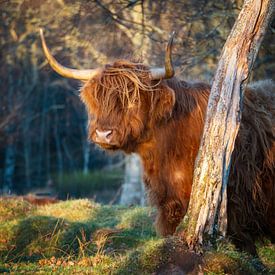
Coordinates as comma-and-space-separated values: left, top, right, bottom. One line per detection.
1, 204, 156, 264
5, 215, 97, 262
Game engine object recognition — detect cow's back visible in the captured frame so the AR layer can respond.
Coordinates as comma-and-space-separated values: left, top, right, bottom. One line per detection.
227, 80, 275, 253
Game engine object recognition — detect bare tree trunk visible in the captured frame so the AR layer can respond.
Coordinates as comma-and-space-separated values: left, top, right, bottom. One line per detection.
3, 70, 16, 194
22, 53, 38, 189
3, 136, 16, 194
83, 139, 90, 175
54, 102, 63, 180
37, 88, 47, 181
46, 115, 51, 181
23, 116, 31, 189
82, 119, 90, 175
184, 0, 274, 250
119, 154, 145, 205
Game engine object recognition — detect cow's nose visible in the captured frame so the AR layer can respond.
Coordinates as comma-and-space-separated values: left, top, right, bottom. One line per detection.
95, 129, 113, 143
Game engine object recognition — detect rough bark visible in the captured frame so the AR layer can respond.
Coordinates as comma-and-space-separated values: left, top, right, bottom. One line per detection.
185, 0, 274, 250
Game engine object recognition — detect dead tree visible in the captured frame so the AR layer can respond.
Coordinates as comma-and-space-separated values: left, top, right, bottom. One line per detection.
184, 0, 274, 250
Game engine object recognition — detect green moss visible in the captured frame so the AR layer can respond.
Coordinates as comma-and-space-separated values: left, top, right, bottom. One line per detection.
118, 207, 153, 227
204, 240, 267, 275
176, 214, 189, 233
114, 239, 165, 275
90, 205, 121, 228
257, 239, 275, 273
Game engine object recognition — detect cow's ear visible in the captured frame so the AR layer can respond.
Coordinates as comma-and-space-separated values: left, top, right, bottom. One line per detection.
151, 84, 175, 122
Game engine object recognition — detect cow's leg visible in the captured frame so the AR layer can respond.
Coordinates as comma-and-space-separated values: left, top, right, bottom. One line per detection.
143, 175, 187, 236
155, 199, 185, 236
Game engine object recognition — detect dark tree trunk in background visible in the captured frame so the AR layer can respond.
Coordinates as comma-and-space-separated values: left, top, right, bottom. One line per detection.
23, 116, 31, 189
3, 69, 17, 194
3, 136, 16, 194
82, 119, 90, 175
184, 0, 274, 250
54, 101, 64, 180
37, 88, 47, 182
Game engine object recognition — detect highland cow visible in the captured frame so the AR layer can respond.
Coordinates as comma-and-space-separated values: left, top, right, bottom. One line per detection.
40, 30, 275, 254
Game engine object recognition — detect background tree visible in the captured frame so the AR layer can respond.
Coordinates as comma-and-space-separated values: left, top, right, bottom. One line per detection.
119, 154, 145, 206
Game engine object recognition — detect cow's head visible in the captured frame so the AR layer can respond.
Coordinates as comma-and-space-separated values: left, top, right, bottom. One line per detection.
40, 29, 176, 152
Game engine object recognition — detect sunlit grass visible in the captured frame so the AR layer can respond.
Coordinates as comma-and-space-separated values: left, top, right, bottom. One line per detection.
0, 198, 274, 274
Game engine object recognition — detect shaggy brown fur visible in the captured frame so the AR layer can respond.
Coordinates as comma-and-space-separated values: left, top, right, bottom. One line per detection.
81, 60, 275, 254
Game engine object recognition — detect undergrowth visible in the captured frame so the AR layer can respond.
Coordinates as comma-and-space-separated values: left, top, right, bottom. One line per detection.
0, 198, 274, 274
56, 169, 124, 199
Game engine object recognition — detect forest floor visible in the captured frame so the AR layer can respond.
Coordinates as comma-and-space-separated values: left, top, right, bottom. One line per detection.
0, 198, 274, 274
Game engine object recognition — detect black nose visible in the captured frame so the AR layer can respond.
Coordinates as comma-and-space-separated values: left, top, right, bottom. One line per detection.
95, 129, 113, 143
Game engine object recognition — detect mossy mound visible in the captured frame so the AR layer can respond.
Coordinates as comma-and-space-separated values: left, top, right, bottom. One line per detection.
0, 198, 274, 274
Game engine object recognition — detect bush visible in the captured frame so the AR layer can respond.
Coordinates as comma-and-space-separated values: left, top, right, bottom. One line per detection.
56, 169, 123, 199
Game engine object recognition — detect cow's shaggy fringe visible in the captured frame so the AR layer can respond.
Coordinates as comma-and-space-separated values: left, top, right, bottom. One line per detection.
92, 60, 157, 113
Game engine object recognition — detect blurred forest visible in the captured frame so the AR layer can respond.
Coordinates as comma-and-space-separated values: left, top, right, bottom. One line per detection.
0, 0, 274, 201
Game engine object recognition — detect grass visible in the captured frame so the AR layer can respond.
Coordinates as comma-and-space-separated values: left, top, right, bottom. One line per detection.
0, 197, 274, 274
56, 170, 124, 199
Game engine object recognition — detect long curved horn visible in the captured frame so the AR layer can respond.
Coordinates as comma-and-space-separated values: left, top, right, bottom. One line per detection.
39, 29, 100, 81
149, 31, 175, 80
